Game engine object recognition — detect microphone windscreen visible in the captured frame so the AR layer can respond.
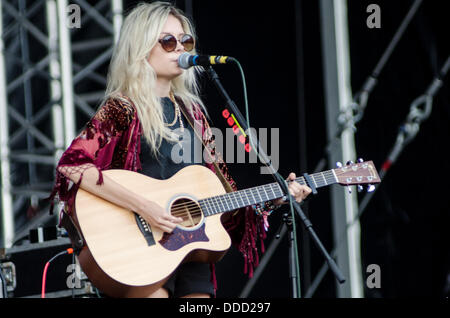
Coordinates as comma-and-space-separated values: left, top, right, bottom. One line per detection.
178, 52, 192, 69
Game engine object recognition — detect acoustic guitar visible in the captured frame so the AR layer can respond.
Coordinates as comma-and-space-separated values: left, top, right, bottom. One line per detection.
74, 161, 380, 295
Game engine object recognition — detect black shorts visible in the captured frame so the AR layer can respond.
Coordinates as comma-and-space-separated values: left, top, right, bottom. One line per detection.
163, 262, 215, 298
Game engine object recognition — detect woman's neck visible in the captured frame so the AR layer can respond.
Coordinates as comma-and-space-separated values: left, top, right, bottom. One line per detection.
155, 78, 171, 97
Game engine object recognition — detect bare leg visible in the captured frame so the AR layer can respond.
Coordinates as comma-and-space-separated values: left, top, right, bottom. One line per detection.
181, 293, 211, 298
145, 287, 170, 298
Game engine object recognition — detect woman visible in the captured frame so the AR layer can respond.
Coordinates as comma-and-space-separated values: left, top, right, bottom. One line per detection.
50, 1, 311, 298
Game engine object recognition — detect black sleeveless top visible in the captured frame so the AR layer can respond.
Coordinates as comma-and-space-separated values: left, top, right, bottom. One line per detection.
139, 97, 203, 180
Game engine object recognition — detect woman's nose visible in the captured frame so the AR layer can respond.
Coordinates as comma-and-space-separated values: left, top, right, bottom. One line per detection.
175, 39, 185, 52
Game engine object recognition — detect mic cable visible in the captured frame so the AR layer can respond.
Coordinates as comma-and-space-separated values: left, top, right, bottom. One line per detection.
41, 248, 74, 298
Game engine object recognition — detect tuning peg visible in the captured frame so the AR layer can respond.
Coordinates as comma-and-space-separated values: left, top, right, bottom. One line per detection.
357, 185, 364, 192
346, 160, 354, 166
336, 161, 343, 168
357, 158, 364, 163
367, 184, 376, 193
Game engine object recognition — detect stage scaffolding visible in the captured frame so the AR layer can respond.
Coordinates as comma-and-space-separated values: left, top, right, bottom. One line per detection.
0, 0, 123, 248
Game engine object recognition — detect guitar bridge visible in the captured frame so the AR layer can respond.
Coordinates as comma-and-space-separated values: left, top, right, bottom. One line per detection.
134, 213, 155, 246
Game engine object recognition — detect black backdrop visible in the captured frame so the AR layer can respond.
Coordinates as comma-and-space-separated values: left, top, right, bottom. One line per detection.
122, 0, 450, 298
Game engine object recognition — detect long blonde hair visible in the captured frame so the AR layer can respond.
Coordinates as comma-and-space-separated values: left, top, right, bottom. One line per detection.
104, 1, 205, 155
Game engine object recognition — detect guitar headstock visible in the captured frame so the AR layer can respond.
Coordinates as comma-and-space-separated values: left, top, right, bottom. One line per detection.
333, 160, 380, 189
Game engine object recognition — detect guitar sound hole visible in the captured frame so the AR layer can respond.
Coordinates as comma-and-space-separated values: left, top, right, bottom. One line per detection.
170, 198, 203, 228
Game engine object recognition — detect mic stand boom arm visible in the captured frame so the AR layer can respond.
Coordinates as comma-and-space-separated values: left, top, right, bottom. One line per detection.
205, 67, 346, 294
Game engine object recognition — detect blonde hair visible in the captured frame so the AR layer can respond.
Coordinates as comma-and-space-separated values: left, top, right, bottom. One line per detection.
104, 1, 205, 155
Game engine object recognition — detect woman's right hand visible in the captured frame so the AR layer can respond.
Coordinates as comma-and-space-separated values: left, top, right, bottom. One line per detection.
135, 199, 183, 233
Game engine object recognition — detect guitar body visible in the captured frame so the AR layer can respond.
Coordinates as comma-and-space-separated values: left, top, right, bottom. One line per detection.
74, 165, 231, 297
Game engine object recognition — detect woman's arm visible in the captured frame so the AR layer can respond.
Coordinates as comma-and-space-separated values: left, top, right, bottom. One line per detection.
58, 164, 182, 233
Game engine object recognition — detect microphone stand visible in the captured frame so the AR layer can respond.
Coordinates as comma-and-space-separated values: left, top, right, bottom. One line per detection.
276, 212, 301, 298
206, 66, 346, 298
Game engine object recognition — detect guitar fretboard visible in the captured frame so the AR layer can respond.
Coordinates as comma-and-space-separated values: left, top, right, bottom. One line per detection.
199, 170, 337, 216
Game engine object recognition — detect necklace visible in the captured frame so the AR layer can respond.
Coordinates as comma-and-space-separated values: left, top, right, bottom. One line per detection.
166, 91, 184, 132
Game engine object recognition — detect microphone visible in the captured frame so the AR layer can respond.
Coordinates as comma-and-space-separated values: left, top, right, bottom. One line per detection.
178, 52, 235, 69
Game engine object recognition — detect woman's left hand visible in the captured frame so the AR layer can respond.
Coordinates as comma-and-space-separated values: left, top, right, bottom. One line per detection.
273, 172, 312, 206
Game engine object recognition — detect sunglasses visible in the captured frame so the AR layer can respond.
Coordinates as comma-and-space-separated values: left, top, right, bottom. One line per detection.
158, 34, 195, 52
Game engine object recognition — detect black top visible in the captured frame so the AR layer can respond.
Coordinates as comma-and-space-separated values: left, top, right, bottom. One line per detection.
139, 97, 202, 180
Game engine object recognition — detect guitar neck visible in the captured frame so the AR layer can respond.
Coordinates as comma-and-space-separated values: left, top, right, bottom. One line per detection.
199, 169, 337, 216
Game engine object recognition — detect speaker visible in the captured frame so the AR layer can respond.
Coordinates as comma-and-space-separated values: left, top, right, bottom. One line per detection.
0, 237, 95, 298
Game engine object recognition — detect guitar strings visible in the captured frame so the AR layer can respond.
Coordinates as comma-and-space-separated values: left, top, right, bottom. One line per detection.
172, 210, 202, 219
170, 182, 375, 222
170, 201, 203, 219
170, 204, 201, 214
170, 196, 242, 218
168, 168, 370, 219
168, 171, 351, 214
169, 189, 273, 213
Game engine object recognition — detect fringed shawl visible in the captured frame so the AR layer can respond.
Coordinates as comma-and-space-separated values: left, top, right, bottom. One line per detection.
48, 96, 267, 286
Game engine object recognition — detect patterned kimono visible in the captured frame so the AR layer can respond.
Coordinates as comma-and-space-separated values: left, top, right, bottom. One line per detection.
48, 96, 268, 290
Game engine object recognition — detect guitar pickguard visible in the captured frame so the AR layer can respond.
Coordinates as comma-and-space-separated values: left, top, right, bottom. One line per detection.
159, 223, 209, 251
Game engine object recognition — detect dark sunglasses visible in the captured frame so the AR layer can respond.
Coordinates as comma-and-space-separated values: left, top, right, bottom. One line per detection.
158, 34, 195, 52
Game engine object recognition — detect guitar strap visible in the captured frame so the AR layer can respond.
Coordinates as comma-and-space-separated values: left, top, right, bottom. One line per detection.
179, 102, 234, 194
